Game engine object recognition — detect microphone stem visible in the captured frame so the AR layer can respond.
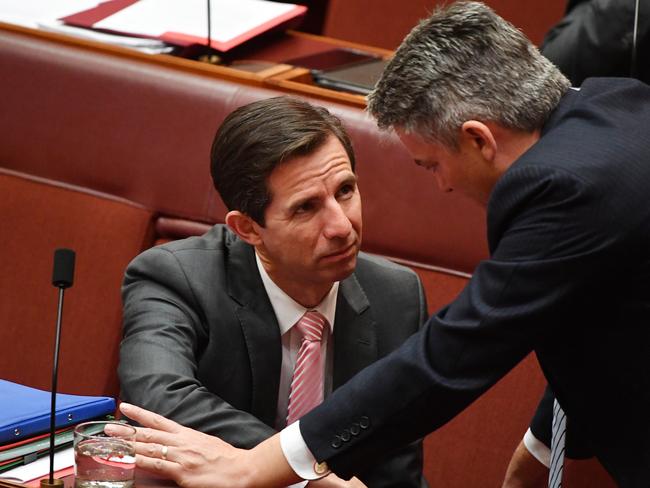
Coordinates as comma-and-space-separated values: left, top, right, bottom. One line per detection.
207, 0, 211, 54
631, 0, 640, 78
49, 287, 65, 483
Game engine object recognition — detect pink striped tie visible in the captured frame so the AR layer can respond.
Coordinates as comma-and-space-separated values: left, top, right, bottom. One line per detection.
286, 311, 326, 425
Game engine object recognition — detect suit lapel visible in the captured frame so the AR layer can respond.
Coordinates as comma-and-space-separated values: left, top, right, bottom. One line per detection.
333, 273, 378, 389
226, 237, 281, 428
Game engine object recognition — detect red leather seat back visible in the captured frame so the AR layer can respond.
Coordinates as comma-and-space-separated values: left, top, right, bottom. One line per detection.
0, 170, 154, 397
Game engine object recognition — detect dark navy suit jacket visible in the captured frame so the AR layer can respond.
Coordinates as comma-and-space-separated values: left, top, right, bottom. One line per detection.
301, 79, 650, 487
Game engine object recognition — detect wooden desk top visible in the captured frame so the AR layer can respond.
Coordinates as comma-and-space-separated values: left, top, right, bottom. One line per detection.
0, 22, 392, 108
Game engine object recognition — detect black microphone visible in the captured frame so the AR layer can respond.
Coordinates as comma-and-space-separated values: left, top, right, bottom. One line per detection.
42, 248, 76, 488
52, 249, 75, 288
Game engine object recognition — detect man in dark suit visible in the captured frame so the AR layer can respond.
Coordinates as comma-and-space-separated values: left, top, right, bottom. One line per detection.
541, 0, 650, 86
118, 2, 650, 487
118, 97, 427, 488
504, 1, 650, 483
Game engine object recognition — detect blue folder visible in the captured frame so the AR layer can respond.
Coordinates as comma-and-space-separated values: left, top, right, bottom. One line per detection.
0, 380, 116, 444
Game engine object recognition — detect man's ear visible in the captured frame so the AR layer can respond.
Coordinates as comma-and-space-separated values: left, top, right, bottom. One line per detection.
225, 211, 263, 246
461, 120, 497, 163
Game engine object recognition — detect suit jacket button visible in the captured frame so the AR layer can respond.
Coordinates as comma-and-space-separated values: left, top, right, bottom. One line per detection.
350, 423, 360, 436
340, 429, 351, 442
359, 416, 370, 429
331, 436, 342, 449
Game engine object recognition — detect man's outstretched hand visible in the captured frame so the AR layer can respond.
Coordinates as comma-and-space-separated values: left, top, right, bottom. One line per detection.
118, 402, 299, 488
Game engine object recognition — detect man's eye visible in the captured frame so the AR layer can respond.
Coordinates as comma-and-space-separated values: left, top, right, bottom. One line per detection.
295, 202, 314, 214
337, 184, 355, 198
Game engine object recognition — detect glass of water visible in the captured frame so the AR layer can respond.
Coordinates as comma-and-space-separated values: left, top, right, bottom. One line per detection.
73, 421, 137, 488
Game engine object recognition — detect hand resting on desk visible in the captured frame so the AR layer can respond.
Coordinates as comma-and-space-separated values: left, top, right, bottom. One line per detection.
117, 403, 366, 488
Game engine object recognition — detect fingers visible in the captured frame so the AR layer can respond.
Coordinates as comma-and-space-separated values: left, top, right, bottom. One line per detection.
119, 403, 183, 448
120, 403, 182, 434
135, 441, 175, 461
134, 452, 178, 478
103, 423, 137, 438
133, 425, 180, 447
133, 441, 181, 481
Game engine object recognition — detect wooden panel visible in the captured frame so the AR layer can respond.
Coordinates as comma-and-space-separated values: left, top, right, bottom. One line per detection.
324, 0, 567, 49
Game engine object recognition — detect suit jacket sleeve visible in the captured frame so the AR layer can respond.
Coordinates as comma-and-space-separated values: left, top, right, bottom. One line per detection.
298, 162, 631, 479
356, 271, 428, 488
119, 246, 276, 448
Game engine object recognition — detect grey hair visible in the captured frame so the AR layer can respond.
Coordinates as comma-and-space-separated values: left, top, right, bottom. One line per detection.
367, 1, 570, 147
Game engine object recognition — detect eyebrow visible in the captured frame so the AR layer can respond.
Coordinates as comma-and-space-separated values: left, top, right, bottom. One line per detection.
340, 173, 358, 186
286, 173, 358, 212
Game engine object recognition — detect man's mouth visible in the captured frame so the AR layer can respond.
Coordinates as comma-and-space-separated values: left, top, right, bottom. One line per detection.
322, 242, 357, 260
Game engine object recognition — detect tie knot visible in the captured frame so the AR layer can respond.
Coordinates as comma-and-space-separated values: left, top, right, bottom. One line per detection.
295, 311, 326, 342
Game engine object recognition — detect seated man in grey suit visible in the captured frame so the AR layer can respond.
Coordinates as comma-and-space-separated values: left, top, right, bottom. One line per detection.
118, 97, 427, 488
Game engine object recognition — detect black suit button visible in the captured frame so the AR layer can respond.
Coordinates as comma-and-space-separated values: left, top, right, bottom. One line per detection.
359, 416, 370, 429
331, 436, 342, 449
340, 429, 351, 442
350, 423, 360, 436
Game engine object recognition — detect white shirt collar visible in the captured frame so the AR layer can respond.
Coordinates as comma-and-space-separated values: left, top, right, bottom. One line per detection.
255, 252, 338, 335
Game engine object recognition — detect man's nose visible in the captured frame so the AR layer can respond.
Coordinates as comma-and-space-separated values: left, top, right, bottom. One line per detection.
323, 202, 353, 239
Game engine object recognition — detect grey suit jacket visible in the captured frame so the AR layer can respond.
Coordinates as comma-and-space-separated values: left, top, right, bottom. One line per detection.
119, 225, 427, 487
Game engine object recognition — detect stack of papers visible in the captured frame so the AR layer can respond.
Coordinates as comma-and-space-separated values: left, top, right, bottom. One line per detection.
0, 0, 308, 54
39, 22, 175, 54
0, 448, 74, 486
0, 381, 115, 482
0, 0, 100, 28
62, 0, 308, 52
0, 428, 74, 471
0, 0, 173, 54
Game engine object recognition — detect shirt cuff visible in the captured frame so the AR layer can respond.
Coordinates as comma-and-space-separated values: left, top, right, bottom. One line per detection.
523, 428, 551, 467
280, 421, 331, 481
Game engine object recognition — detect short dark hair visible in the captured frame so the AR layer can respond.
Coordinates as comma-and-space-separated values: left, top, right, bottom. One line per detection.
210, 96, 355, 225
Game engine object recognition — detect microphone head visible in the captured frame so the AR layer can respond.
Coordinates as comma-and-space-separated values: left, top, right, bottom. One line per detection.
52, 248, 76, 288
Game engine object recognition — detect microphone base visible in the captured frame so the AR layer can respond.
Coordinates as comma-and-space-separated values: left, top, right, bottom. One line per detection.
198, 53, 221, 65
40, 479, 65, 488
